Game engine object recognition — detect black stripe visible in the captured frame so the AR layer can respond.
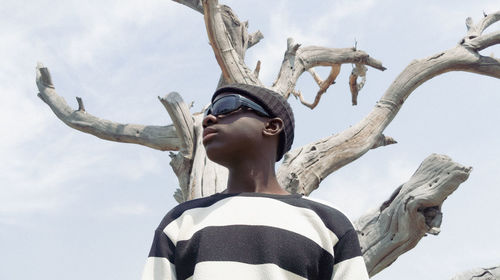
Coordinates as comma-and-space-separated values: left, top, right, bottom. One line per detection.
148, 229, 176, 264
159, 192, 356, 242
333, 229, 363, 265
156, 193, 240, 230
174, 225, 334, 280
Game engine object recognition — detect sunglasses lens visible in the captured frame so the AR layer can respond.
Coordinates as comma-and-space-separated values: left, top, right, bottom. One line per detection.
210, 96, 239, 116
204, 108, 211, 117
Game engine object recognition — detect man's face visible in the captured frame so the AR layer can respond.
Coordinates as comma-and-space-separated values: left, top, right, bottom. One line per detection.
202, 93, 269, 166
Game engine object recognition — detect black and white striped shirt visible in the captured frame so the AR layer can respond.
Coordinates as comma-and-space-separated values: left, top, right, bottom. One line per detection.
142, 192, 368, 280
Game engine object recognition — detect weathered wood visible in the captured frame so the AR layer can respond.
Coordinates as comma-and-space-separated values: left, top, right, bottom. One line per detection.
353, 154, 472, 277
202, 0, 260, 85
349, 63, 367, 105
465, 12, 500, 39
35, 63, 182, 151
159, 92, 194, 158
292, 65, 341, 109
171, 0, 264, 51
158, 92, 196, 202
271, 41, 386, 99
450, 265, 500, 280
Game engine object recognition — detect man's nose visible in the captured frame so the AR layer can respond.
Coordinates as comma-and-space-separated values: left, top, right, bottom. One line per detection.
202, 114, 217, 128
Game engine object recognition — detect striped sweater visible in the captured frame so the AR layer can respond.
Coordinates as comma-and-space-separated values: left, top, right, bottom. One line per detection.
142, 192, 368, 280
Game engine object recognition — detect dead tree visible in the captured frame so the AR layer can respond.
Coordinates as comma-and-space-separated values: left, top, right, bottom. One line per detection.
35, 0, 500, 278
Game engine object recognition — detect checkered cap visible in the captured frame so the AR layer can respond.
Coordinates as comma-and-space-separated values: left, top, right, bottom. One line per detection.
212, 83, 295, 161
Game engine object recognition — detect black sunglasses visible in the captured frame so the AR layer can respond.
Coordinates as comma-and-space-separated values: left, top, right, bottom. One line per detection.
205, 94, 270, 117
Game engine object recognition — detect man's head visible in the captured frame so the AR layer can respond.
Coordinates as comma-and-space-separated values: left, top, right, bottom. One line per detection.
202, 84, 295, 163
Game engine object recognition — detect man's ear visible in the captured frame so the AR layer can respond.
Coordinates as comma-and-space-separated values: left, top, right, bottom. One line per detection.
263, 118, 284, 136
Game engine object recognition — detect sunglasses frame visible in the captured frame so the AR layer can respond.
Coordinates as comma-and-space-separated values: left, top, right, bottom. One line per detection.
205, 94, 270, 118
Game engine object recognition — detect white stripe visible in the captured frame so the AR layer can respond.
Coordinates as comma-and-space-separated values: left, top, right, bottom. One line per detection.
141, 257, 176, 280
186, 261, 307, 280
164, 196, 338, 254
331, 256, 369, 280
303, 196, 354, 223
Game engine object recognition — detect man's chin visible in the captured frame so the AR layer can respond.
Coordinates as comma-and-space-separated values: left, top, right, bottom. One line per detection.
205, 148, 232, 167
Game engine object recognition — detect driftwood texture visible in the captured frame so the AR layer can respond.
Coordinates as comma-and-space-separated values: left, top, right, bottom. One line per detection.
451, 266, 500, 280
354, 154, 472, 276
35, 0, 500, 278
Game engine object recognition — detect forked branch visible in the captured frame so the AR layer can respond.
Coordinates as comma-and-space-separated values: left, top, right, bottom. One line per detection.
271, 40, 386, 103
465, 11, 500, 39
202, 0, 261, 85
35, 63, 182, 151
171, 0, 264, 50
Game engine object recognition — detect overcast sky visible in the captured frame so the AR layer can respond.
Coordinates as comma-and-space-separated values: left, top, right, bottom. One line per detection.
1, 0, 499, 279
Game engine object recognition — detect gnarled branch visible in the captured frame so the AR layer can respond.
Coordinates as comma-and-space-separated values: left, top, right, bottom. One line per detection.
202, 0, 261, 85
171, 0, 263, 50
271, 40, 386, 100
292, 65, 341, 109
465, 11, 500, 39
159, 92, 194, 158
353, 154, 472, 277
277, 11, 500, 196
35, 63, 181, 151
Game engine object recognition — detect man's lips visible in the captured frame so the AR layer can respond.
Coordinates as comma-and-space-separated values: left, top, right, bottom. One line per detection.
202, 127, 218, 143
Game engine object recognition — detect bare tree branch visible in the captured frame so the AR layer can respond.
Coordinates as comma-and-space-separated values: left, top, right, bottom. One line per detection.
371, 134, 397, 149
464, 30, 500, 51
277, 12, 500, 196
202, 0, 261, 85
248, 30, 264, 48
253, 60, 261, 78
465, 11, 500, 38
35, 63, 181, 151
463, 11, 500, 51
292, 65, 341, 109
170, 0, 264, 50
353, 154, 472, 277
158, 92, 194, 158
271, 40, 386, 99
76, 96, 85, 112
451, 265, 500, 280
349, 63, 368, 105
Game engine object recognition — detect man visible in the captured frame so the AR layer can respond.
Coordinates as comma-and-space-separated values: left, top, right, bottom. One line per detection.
142, 84, 369, 280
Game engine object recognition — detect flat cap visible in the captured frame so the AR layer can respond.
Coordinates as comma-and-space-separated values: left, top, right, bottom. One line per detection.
213, 84, 295, 161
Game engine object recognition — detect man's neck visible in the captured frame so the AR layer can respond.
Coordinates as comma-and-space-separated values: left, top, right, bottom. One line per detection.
224, 160, 289, 195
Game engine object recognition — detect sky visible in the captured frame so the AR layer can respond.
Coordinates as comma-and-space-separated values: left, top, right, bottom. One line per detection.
1, 0, 499, 279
